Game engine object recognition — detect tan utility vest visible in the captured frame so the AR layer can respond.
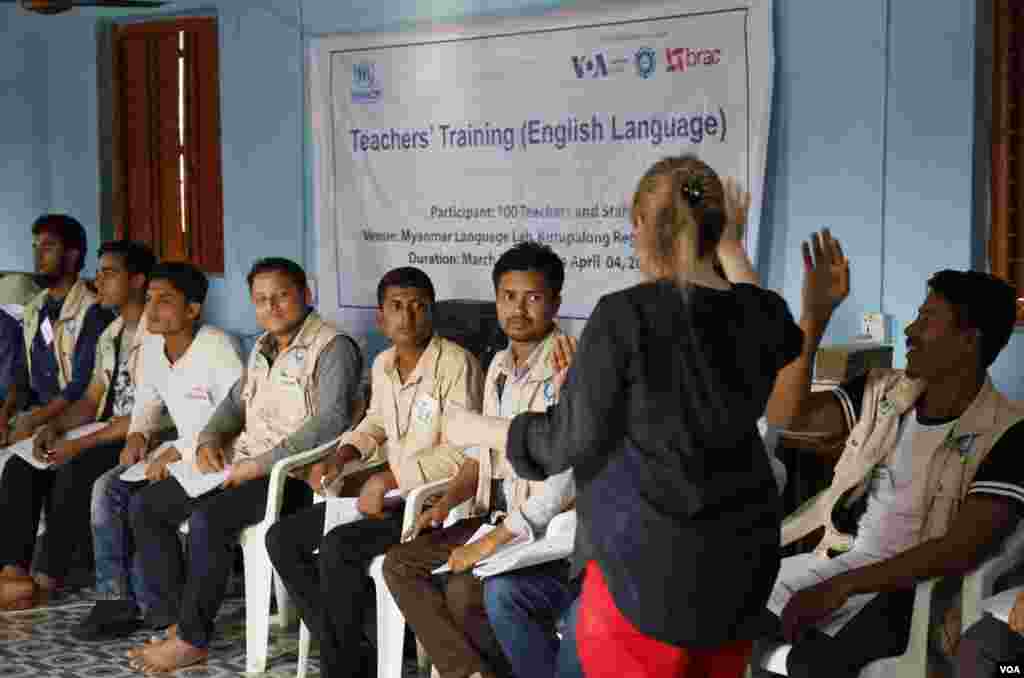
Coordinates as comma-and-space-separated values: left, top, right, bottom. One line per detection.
23, 279, 97, 392
783, 369, 1024, 557
474, 328, 569, 515
231, 311, 341, 460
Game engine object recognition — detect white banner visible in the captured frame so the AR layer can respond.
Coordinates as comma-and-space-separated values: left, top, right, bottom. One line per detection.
312, 0, 773, 319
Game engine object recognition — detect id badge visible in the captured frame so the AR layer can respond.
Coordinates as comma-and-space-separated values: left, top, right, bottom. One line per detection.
41, 317, 54, 345
413, 395, 438, 426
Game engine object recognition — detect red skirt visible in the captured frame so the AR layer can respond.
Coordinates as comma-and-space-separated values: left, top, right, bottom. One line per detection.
576, 560, 752, 678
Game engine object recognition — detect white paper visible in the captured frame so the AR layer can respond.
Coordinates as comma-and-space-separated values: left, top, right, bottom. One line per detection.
475, 510, 576, 578
429, 511, 573, 577
322, 488, 403, 535
8, 421, 109, 470
767, 552, 878, 638
981, 586, 1024, 624
167, 459, 230, 498
118, 441, 176, 482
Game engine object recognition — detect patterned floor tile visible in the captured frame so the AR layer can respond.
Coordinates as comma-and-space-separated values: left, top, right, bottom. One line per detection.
0, 592, 427, 677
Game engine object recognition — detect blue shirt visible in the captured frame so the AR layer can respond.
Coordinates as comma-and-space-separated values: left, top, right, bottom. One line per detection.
29, 296, 115, 405
0, 309, 24, 402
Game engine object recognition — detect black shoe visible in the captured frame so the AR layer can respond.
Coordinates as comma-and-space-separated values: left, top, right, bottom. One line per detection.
71, 599, 143, 641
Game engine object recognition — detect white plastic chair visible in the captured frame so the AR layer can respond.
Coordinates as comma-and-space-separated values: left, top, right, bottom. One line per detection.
296, 476, 472, 678
752, 520, 1024, 677
174, 435, 382, 674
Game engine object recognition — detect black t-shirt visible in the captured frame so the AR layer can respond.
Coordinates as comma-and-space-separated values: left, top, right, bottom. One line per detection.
508, 281, 804, 648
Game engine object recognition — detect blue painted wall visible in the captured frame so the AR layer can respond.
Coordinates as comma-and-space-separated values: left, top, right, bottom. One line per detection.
1, 0, 1020, 395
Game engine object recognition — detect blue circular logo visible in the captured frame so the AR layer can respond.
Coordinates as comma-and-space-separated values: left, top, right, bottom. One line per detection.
635, 48, 657, 79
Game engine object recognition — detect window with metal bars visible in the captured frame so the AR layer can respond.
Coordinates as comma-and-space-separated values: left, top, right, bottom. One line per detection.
991, 0, 1024, 321
112, 17, 224, 274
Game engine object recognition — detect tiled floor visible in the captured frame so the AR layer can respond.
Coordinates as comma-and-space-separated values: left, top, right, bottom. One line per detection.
0, 591, 425, 677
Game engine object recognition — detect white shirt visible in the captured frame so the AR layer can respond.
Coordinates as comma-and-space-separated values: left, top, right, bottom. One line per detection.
129, 325, 243, 464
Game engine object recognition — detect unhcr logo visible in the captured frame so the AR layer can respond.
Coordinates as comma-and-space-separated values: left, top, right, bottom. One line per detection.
352, 61, 382, 103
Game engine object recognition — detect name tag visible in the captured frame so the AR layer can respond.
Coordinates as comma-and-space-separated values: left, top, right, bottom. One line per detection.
543, 380, 556, 405
41, 317, 54, 346
413, 395, 438, 426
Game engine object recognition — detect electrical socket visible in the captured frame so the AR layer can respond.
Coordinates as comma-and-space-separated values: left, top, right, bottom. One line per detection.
862, 312, 887, 343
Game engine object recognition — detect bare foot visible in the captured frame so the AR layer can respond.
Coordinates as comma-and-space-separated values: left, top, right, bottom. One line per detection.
0, 566, 28, 578
130, 637, 207, 673
126, 625, 177, 658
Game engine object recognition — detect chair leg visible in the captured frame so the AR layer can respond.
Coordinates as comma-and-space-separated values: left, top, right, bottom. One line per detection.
241, 540, 273, 674
297, 620, 311, 678
370, 556, 407, 678
273, 565, 297, 629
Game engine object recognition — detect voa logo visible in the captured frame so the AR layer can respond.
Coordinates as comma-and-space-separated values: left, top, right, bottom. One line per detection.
571, 52, 609, 79
999, 666, 1021, 674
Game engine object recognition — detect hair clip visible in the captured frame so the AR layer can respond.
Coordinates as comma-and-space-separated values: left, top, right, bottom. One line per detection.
681, 174, 704, 208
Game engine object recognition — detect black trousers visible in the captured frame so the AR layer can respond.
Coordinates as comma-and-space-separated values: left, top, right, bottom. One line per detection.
128, 474, 310, 647
752, 589, 915, 678
0, 442, 120, 578
265, 502, 404, 678
956, 615, 1024, 678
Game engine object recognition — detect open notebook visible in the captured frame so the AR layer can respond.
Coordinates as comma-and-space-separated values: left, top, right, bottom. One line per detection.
433, 509, 576, 578
6, 421, 108, 470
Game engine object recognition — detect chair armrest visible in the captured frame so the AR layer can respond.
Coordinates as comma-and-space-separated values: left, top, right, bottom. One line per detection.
903, 576, 942, 664
400, 478, 455, 541
261, 436, 384, 525
962, 520, 1024, 629
781, 488, 827, 547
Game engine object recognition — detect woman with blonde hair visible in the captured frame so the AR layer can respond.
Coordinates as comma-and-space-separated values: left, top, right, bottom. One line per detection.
447, 154, 803, 677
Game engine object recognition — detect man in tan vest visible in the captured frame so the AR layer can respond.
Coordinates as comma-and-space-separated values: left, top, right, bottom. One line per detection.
753, 230, 1024, 678
1, 215, 115, 445
127, 258, 363, 673
266, 266, 484, 678
383, 242, 576, 678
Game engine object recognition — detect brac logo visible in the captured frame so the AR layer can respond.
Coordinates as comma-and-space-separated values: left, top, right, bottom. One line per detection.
665, 47, 722, 73
571, 52, 609, 79
635, 47, 657, 79
351, 61, 382, 103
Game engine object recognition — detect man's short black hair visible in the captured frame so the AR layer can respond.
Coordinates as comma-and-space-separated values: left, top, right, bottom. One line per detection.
97, 240, 156, 278
927, 269, 1017, 369
246, 257, 308, 291
149, 262, 209, 305
377, 267, 435, 307
492, 241, 565, 295
32, 214, 87, 273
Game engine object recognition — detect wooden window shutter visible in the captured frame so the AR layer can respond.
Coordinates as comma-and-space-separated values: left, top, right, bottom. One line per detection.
991, 0, 1024, 321
114, 17, 224, 274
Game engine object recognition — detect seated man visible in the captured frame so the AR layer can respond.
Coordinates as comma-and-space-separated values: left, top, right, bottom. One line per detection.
383, 242, 576, 678
956, 577, 1024, 676
265, 266, 483, 678
0, 305, 25, 447
753, 232, 1024, 678
2, 214, 115, 444
0, 240, 152, 609
69, 262, 243, 636
127, 257, 363, 672
478, 227, 783, 678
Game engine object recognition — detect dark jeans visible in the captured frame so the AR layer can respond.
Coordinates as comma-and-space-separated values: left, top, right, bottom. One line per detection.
129, 474, 310, 647
752, 589, 914, 678
956, 614, 1024, 678
0, 442, 120, 579
482, 560, 582, 678
382, 517, 513, 678
555, 594, 586, 678
265, 502, 404, 678
91, 464, 151, 610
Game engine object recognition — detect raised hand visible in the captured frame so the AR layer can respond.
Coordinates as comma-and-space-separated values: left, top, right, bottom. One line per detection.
801, 228, 850, 321
719, 176, 751, 248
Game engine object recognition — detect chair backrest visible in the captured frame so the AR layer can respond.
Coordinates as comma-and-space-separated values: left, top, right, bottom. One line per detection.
433, 299, 507, 373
